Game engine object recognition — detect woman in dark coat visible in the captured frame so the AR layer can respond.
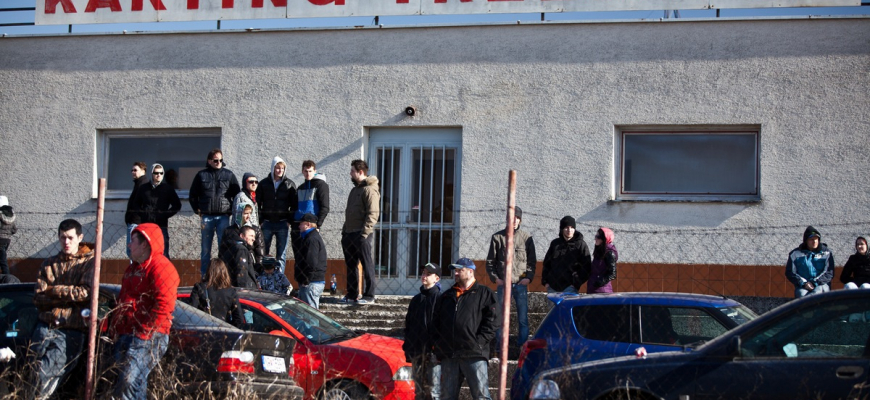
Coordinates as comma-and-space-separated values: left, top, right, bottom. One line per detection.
190, 258, 245, 328
841, 235, 870, 289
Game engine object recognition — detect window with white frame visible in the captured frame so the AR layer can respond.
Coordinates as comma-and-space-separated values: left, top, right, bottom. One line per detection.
99, 129, 221, 198
616, 127, 759, 201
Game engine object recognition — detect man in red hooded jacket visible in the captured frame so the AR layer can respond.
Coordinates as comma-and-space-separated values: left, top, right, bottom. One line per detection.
113, 222, 180, 400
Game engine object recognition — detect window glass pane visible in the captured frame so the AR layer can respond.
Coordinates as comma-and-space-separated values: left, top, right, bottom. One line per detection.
374, 229, 399, 278
409, 229, 454, 277
106, 134, 220, 191
411, 147, 456, 224
574, 305, 631, 343
622, 133, 757, 195
741, 298, 870, 358
376, 147, 401, 224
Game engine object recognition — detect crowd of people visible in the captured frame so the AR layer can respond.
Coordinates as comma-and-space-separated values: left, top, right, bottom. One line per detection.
2, 148, 870, 400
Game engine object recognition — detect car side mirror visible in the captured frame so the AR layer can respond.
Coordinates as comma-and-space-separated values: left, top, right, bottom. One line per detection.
727, 336, 742, 357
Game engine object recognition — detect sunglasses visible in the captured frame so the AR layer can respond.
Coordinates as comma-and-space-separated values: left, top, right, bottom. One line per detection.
247, 180, 258, 185
153, 171, 164, 175
211, 159, 223, 163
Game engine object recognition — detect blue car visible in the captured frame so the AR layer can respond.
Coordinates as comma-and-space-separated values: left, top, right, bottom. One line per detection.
512, 292, 758, 400
528, 289, 870, 400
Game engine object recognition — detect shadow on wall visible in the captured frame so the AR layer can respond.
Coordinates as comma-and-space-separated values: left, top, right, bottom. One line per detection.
578, 200, 749, 228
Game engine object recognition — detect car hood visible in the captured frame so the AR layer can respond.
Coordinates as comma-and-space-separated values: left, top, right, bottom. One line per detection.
333, 333, 407, 362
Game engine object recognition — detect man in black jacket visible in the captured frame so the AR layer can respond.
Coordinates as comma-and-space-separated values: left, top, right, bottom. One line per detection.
257, 156, 297, 275
133, 163, 181, 258
403, 262, 442, 400
221, 226, 259, 289
432, 257, 498, 400
189, 149, 241, 276
294, 213, 327, 309
125, 161, 149, 258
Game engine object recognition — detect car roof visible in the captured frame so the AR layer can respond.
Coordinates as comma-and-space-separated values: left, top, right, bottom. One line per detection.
551, 292, 743, 308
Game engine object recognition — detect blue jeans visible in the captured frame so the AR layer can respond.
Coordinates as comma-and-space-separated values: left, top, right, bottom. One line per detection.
496, 283, 529, 348
299, 281, 325, 309
412, 356, 441, 400
440, 358, 490, 400
30, 323, 85, 400
160, 225, 170, 259
795, 283, 830, 298
261, 221, 290, 274
113, 333, 169, 400
200, 214, 229, 276
126, 223, 138, 259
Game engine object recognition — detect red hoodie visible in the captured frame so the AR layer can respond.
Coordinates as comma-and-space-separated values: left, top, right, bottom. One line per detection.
115, 222, 180, 340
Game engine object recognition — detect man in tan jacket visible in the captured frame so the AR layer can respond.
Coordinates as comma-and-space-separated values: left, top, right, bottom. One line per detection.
31, 219, 95, 399
340, 159, 380, 305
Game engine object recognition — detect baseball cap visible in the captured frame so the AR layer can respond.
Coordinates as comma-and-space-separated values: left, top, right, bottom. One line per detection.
421, 263, 440, 275
301, 213, 318, 223
450, 257, 476, 270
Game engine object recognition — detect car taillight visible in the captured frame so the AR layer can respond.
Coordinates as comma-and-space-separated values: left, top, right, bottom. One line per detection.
218, 351, 255, 374
517, 339, 547, 369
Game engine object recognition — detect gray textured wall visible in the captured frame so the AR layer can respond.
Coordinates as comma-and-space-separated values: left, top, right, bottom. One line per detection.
1, 17, 868, 265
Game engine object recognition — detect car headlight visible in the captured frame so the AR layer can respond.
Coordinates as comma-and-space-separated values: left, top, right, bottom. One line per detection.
529, 379, 560, 400
392, 366, 413, 381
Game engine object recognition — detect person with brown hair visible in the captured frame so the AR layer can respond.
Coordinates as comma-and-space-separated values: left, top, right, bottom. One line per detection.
190, 258, 245, 328
340, 159, 380, 304
189, 148, 241, 277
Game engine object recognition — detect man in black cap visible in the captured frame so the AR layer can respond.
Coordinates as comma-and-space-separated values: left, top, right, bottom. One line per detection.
785, 226, 834, 298
403, 262, 442, 400
485, 206, 536, 359
295, 213, 327, 308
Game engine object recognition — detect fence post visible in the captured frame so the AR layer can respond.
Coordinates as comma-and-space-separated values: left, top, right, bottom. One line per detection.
497, 170, 516, 400
85, 179, 106, 400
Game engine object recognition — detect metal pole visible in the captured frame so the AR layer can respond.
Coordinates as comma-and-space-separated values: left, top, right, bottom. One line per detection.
497, 170, 516, 400
85, 179, 106, 400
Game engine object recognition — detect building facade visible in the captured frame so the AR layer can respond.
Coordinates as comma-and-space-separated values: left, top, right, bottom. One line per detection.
1, 17, 868, 295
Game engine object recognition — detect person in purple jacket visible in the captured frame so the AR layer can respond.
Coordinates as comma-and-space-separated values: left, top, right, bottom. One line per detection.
577, 227, 618, 293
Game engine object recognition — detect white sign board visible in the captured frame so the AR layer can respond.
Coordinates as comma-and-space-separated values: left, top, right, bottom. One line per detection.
36, 0, 862, 25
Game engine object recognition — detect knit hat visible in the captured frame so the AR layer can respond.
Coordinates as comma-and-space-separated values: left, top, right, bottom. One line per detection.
514, 206, 523, 220
242, 172, 258, 184
560, 216, 576, 230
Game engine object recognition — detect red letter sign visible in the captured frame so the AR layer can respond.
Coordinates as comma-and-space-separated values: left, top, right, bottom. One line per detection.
44, 0, 77, 14
85, 0, 122, 12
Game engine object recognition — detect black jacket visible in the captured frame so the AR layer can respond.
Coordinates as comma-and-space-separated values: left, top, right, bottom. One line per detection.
403, 283, 441, 362
257, 174, 297, 223
542, 232, 591, 292
132, 182, 182, 227
190, 283, 245, 328
125, 175, 150, 224
220, 240, 259, 289
188, 166, 240, 215
841, 251, 870, 287
432, 281, 498, 361
294, 229, 327, 285
221, 225, 265, 272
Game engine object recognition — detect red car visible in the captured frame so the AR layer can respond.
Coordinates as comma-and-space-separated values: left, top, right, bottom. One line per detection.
180, 288, 414, 400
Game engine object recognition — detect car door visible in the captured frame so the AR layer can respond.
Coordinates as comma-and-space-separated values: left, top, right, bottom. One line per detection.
694, 296, 870, 400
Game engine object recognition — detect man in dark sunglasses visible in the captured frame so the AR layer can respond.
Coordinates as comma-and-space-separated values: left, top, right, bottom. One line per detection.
189, 148, 241, 277
131, 163, 181, 258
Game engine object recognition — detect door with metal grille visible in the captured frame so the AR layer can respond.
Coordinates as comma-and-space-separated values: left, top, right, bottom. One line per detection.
369, 128, 461, 295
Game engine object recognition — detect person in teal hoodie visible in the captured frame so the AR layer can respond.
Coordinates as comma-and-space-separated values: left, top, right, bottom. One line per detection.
785, 226, 834, 298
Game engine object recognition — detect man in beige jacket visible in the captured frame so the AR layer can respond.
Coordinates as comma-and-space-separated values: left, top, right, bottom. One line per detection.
340, 159, 380, 305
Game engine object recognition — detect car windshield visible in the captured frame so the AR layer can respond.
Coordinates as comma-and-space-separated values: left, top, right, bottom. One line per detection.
717, 305, 758, 326
262, 298, 356, 344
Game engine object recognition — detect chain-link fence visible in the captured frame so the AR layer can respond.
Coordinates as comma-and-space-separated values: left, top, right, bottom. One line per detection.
5, 209, 868, 295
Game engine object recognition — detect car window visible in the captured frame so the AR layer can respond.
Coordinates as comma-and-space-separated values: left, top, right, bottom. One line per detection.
172, 301, 237, 329
638, 306, 680, 345
250, 298, 356, 344
741, 297, 870, 359
668, 307, 730, 345
573, 305, 631, 343
0, 290, 37, 340
245, 307, 284, 333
